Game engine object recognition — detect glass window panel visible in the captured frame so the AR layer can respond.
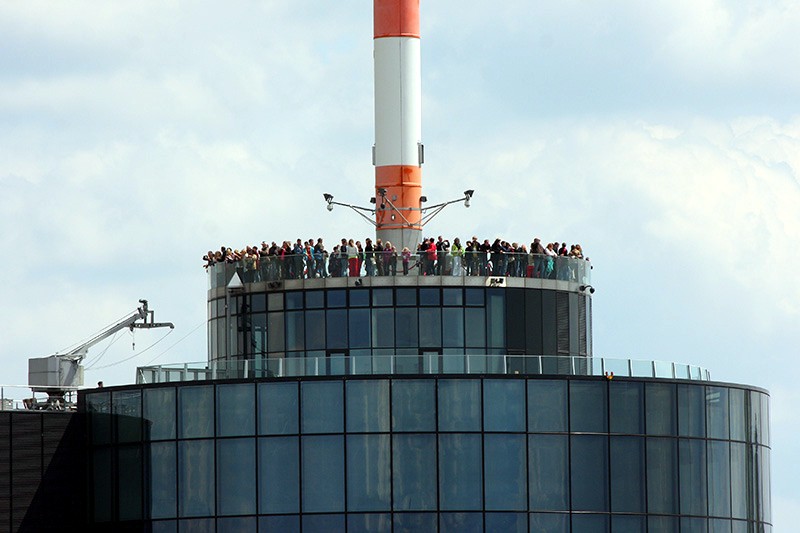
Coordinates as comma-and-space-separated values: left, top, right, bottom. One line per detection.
395, 307, 419, 348
749, 391, 762, 444
348, 514, 391, 533
706, 386, 730, 440
258, 382, 298, 435
348, 308, 371, 349
393, 434, 437, 511
305, 310, 325, 350
438, 379, 481, 431
612, 515, 646, 533
646, 382, 676, 435
709, 519, 732, 533
439, 433, 483, 510
484, 379, 525, 432
350, 288, 370, 307
347, 434, 391, 511
301, 381, 343, 433
464, 308, 486, 347
730, 442, 747, 519
486, 288, 505, 347
285, 311, 304, 351
372, 288, 393, 306
258, 436, 299, 514
443, 288, 463, 306
530, 513, 569, 532
465, 288, 485, 306
306, 290, 324, 308
259, 515, 300, 533
679, 384, 706, 437
347, 380, 389, 432
571, 435, 609, 512
394, 513, 437, 532
442, 307, 465, 347
610, 436, 645, 513
327, 289, 346, 307
217, 517, 256, 533
762, 446, 771, 524
216, 383, 254, 437
86, 392, 112, 445
419, 308, 442, 347
152, 520, 177, 533
285, 291, 303, 309
178, 518, 214, 533
265, 292, 282, 311
118, 445, 143, 521
760, 393, 770, 447
396, 288, 417, 306
729, 388, 746, 441
528, 380, 567, 432
679, 438, 708, 516
680, 517, 709, 533
485, 434, 527, 510
528, 434, 569, 511
440, 512, 482, 533
149, 442, 177, 519
610, 381, 644, 434
326, 309, 348, 349
486, 513, 526, 533
178, 385, 213, 439
731, 520, 747, 533
216, 438, 256, 516
251, 313, 267, 355
267, 312, 285, 352
302, 514, 345, 531
572, 514, 610, 532
92, 447, 113, 521
372, 308, 395, 348
648, 516, 679, 533
113, 390, 142, 443
570, 380, 608, 433
302, 435, 344, 512
647, 437, 678, 514
419, 288, 440, 306
708, 440, 732, 518
392, 379, 436, 432
178, 439, 214, 517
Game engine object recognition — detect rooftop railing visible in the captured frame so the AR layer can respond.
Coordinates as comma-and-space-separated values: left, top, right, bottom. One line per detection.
136, 354, 709, 384
208, 253, 591, 290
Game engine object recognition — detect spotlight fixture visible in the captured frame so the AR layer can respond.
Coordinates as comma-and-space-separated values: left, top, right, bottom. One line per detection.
420, 195, 427, 203
580, 285, 596, 294
323, 193, 334, 211
463, 189, 474, 208
370, 197, 376, 204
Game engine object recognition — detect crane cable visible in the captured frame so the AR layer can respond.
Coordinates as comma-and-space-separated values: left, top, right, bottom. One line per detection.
87, 329, 174, 371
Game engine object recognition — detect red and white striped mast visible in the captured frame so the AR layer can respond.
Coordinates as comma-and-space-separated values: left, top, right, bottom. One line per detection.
323, 0, 473, 251
373, 0, 423, 251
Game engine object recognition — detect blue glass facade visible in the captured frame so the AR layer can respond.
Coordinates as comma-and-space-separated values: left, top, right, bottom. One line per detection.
83, 376, 771, 532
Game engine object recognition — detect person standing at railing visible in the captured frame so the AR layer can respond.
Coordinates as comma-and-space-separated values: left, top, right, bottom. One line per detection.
544, 242, 557, 279
451, 237, 464, 276
383, 241, 398, 276
464, 239, 475, 275
293, 239, 305, 279
426, 238, 437, 275
364, 238, 376, 276
356, 241, 365, 276
313, 239, 327, 278
375, 238, 385, 276
435, 236, 449, 275
401, 246, 412, 275
531, 238, 546, 278
347, 239, 359, 276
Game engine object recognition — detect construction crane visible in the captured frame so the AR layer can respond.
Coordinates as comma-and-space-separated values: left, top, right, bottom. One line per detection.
26, 299, 174, 410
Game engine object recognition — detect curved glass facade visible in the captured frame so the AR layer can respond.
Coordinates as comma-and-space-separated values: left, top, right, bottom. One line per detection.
83, 376, 771, 532
208, 284, 591, 362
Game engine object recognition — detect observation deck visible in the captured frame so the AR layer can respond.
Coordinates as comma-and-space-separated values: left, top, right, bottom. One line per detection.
136, 355, 710, 384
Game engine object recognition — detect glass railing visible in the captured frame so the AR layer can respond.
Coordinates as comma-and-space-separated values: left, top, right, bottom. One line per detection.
136, 355, 709, 384
207, 253, 591, 289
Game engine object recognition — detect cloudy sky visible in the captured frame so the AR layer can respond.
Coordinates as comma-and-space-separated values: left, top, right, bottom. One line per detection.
1, 0, 798, 526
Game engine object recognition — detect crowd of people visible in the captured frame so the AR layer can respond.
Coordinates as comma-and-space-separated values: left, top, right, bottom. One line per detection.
204, 236, 589, 282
